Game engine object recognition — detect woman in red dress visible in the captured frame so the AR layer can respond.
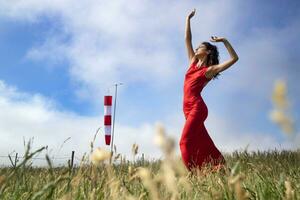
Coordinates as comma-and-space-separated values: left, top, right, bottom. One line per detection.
179, 9, 239, 173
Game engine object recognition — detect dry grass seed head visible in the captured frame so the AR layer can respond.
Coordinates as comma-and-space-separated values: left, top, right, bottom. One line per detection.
90, 147, 112, 164
0, 175, 5, 187
154, 122, 176, 157
284, 180, 295, 200
135, 167, 159, 200
131, 143, 139, 156
272, 79, 289, 109
228, 173, 249, 200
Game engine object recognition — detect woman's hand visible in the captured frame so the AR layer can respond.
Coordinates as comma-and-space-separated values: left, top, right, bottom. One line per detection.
210, 36, 226, 43
187, 9, 196, 19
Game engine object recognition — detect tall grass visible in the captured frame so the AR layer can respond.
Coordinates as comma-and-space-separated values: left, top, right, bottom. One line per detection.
0, 142, 299, 199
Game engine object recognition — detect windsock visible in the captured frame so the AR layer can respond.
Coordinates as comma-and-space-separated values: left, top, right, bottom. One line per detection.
104, 95, 112, 145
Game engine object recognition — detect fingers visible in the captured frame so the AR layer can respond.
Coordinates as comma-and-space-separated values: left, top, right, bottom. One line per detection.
189, 8, 196, 16
210, 36, 216, 42
210, 36, 222, 42
191, 10, 195, 16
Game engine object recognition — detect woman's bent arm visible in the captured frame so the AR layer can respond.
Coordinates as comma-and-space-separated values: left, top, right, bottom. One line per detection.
223, 39, 239, 62
209, 38, 239, 76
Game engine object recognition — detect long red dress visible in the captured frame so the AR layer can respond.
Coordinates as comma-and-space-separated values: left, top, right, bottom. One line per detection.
179, 60, 225, 171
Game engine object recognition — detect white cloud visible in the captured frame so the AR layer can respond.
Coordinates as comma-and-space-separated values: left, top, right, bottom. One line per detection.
205, 112, 300, 153
0, 0, 247, 102
2, 0, 299, 102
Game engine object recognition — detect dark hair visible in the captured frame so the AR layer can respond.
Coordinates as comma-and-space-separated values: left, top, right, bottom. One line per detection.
198, 41, 221, 80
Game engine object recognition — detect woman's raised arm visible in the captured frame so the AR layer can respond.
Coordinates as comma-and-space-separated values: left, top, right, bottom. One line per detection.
185, 9, 196, 62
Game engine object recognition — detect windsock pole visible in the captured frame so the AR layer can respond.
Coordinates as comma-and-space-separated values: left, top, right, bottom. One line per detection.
110, 83, 123, 163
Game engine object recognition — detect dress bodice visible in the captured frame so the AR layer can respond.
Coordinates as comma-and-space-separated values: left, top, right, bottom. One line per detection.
183, 60, 211, 104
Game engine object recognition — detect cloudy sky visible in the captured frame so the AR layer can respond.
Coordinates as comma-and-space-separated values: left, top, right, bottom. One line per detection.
0, 0, 299, 166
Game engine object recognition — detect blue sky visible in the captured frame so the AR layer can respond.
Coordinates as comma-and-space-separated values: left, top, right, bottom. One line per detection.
0, 17, 85, 112
0, 0, 299, 165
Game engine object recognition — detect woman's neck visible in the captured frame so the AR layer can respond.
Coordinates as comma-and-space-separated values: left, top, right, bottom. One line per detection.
195, 56, 207, 68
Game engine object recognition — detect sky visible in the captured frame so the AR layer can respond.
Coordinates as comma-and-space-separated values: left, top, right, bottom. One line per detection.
0, 0, 300, 166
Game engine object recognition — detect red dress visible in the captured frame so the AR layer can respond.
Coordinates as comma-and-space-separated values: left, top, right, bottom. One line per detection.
179, 60, 225, 171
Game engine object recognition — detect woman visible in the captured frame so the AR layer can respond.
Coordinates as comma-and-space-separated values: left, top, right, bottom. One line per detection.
179, 8, 239, 173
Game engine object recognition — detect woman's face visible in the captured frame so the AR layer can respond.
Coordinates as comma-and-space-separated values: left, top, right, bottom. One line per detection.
195, 44, 208, 57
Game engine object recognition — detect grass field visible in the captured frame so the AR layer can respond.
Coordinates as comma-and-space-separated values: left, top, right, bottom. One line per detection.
0, 139, 299, 200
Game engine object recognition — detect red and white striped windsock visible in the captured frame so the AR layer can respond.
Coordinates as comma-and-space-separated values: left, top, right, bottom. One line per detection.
104, 95, 112, 145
